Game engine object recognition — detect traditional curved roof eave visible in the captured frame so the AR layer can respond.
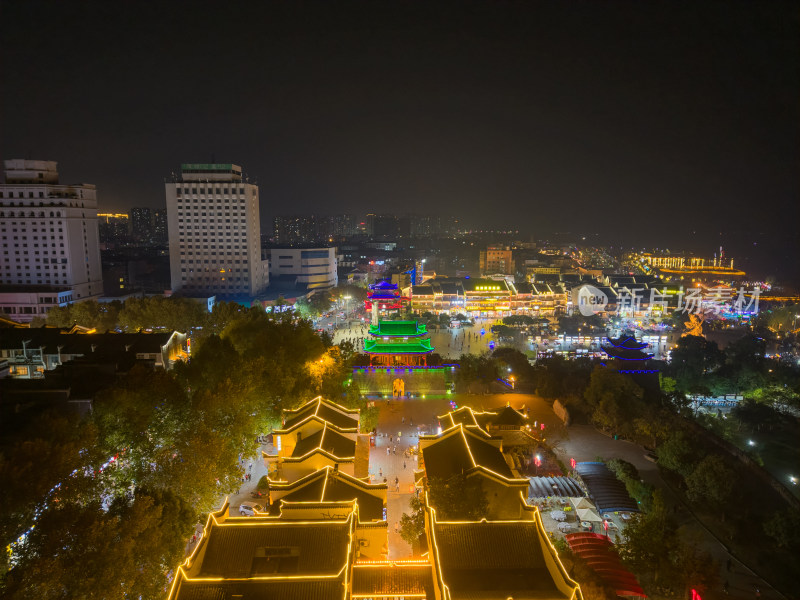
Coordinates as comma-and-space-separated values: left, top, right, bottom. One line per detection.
283, 395, 360, 417
280, 447, 356, 463
464, 465, 530, 487
269, 465, 387, 492
437, 420, 495, 440
273, 414, 359, 435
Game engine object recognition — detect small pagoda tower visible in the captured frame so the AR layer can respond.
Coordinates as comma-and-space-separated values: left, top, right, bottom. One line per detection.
601, 334, 660, 392
601, 335, 653, 363
363, 280, 434, 366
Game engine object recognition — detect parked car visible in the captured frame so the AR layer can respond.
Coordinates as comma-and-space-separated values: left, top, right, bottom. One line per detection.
239, 502, 264, 516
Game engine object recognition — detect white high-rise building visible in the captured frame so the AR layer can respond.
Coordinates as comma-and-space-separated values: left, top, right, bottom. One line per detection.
165, 163, 267, 298
0, 160, 103, 321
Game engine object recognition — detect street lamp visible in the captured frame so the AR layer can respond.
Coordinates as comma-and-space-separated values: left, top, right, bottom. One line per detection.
343, 295, 351, 320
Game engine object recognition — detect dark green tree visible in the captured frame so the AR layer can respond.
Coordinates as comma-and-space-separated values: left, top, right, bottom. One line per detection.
399, 494, 427, 549
655, 431, 701, 478
763, 507, 800, 550
427, 474, 489, 521
618, 491, 680, 586
46, 300, 121, 331
583, 367, 644, 437
503, 315, 535, 327
685, 455, 735, 506
668, 335, 723, 392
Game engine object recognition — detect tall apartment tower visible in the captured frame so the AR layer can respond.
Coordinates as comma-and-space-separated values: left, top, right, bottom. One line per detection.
165, 163, 267, 298
0, 160, 103, 320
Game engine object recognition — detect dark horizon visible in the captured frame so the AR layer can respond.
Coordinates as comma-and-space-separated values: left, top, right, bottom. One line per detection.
2, 1, 798, 279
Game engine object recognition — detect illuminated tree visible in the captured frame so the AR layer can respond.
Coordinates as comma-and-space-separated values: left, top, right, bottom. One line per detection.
399, 494, 427, 550
4, 489, 194, 600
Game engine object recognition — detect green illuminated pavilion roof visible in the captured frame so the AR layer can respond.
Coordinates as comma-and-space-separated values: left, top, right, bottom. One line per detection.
364, 338, 434, 354
368, 320, 427, 337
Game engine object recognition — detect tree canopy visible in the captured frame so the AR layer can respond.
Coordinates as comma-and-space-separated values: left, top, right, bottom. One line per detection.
2, 307, 353, 596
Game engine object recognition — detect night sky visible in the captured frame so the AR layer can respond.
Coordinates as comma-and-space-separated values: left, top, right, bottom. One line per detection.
2, 1, 797, 274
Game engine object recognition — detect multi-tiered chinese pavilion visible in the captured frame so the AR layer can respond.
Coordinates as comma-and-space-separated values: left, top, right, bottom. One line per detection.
363, 281, 434, 366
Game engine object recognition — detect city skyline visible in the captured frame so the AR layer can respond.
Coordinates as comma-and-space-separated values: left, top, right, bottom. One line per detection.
2, 3, 797, 253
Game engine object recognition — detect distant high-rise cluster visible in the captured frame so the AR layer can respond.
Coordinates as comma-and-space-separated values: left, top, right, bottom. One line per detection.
272, 212, 446, 244
125, 207, 169, 245
97, 213, 130, 247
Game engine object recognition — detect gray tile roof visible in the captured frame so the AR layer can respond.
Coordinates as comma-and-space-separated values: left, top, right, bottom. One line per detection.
0, 329, 173, 355
281, 397, 359, 432
433, 521, 568, 599
198, 520, 351, 578
422, 426, 513, 480
174, 577, 346, 600
268, 468, 385, 522
290, 426, 356, 459
351, 563, 435, 597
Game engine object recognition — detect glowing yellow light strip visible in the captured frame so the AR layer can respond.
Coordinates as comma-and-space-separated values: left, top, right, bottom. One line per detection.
269, 465, 387, 492
281, 447, 356, 462
426, 493, 582, 600
273, 413, 359, 435
320, 462, 329, 501
176, 509, 357, 585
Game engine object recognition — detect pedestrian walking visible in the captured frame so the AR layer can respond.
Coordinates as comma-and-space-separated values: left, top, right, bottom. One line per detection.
723, 581, 729, 595
394, 521, 399, 533
379, 468, 382, 477
755, 587, 760, 600
387, 447, 390, 455
403, 461, 406, 469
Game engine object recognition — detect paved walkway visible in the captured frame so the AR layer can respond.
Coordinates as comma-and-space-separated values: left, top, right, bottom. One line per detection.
369, 397, 452, 558
184, 444, 271, 556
